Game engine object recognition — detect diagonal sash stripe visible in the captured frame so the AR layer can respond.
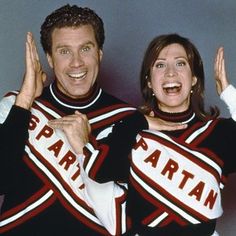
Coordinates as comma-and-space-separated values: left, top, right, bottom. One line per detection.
130, 168, 200, 224
25, 145, 102, 226
0, 189, 55, 233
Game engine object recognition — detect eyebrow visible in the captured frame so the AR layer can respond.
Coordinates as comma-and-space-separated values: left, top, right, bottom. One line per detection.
156, 56, 188, 61
55, 41, 96, 50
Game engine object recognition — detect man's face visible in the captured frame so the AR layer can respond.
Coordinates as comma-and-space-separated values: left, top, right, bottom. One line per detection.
47, 25, 103, 99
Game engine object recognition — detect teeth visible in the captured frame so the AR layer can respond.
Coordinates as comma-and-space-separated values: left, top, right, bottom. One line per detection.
163, 82, 181, 89
68, 72, 86, 79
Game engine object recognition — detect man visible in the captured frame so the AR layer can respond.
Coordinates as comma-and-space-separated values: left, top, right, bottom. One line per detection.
0, 4, 183, 235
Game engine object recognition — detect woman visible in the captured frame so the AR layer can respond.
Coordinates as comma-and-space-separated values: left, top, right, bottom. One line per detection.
126, 33, 236, 236
76, 34, 236, 236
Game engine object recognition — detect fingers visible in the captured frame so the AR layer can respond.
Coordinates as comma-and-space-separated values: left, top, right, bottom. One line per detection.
146, 115, 187, 131
25, 33, 34, 73
214, 47, 229, 94
16, 33, 37, 109
156, 118, 187, 131
214, 47, 224, 79
16, 32, 46, 109
31, 33, 40, 62
75, 111, 91, 132
48, 117, 76, 130
48, 112, 90, 154
160, 123, 187, 131
48, 112, 89, 131
25, 32, 39, 74
25, 42, 31, 74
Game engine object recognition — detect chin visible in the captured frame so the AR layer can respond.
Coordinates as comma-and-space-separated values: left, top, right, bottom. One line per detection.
71, 91, 90, 99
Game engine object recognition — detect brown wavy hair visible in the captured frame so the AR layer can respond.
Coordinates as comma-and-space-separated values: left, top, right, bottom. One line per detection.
40, 4, 105, 55
139, 33, 219, 121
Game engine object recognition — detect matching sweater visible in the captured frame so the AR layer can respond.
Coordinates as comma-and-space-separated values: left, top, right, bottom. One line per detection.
0, 82, 147, 235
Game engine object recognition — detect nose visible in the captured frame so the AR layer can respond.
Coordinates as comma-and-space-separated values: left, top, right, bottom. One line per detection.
70, 53, 84, 67
165, 64, 177, 77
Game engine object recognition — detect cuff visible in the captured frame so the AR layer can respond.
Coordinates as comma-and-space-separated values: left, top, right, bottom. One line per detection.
220, 85, 236, 121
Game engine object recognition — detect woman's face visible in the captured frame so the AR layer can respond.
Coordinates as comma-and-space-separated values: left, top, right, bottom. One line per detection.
148, 43, 197, 113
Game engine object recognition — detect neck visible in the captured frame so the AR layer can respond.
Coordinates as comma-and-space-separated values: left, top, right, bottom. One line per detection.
50, 81, 102, 109
153, 106, 195, 124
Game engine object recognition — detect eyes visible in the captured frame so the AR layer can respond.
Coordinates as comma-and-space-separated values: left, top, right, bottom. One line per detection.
59, 48, 71, 55
58, 45, 92, 55
154, 60, 188, 69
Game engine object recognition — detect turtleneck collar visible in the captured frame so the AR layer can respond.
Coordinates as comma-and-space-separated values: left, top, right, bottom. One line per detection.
153, 106, 195, 124
49, 81, 102, 109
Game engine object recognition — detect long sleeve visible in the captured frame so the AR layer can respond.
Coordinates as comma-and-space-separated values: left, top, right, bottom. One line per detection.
220, 84, 236, 120
85, 110, 148, 182
0, 105, 31, 192
81, 110, 148, 235
79, 155, 128, 235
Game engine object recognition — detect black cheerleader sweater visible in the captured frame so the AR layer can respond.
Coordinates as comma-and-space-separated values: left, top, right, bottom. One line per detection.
0, 82, 147, 235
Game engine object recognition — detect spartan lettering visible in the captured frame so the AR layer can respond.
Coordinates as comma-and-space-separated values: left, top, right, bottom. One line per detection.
161, 159, 179, 180
140, 144, 219, 210
36, 125, 54, 140
134, 137, 148, 151
59, 150, 76, 170
204, 190, 218, 209
48, 140, 64, 157
28, 112, 84, 190
179, 170, 194, 189
144, 149, 161, 168
71, 163, 81, 181
188, 181, 205, 201
48, 139, 80, 177
29, 114, 40, 130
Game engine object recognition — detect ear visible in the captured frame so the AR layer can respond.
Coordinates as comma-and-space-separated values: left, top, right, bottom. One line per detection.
192, 76, 197, 86
147, 81, 152, 89
99, 49, 103, 61
46, 53, 53, 69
